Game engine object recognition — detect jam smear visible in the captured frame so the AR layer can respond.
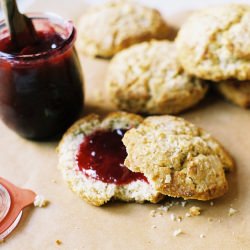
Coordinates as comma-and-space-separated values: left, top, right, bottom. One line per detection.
76, 129, 148, 185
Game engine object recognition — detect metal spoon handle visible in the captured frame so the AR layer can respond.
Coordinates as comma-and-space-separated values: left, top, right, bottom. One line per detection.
1, 0, 38, 49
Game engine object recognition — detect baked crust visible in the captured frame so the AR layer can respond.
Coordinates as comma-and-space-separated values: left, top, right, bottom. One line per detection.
176, 4, 250, 81
57, 112, 163, 206
106, 40, 208, 114
122, 115, 234, 201
216, 80, 250, 108
76, 1, 169, 58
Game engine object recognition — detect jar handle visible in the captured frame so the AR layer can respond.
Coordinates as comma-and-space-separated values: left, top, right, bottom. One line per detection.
0, 177, 36, 236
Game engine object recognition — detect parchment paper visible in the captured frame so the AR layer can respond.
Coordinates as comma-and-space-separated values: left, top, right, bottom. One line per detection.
1, 1, 250, 249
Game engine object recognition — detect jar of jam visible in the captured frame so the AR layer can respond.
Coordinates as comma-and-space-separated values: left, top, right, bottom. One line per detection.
0, 13, 84, 139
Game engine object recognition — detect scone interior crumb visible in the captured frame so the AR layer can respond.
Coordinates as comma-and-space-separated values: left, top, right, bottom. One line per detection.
57, 112, 163, 206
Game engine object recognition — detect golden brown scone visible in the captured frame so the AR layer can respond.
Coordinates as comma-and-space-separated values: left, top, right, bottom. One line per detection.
57, 112, 163, 206
216, 80, 250, 108
76, 1, 168, 58
106, 40, 208, 114
122, 116, 234, 201
176, 4, 250, 81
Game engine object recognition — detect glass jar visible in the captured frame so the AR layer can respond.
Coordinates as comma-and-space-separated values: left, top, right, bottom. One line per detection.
0, 13, 84, 139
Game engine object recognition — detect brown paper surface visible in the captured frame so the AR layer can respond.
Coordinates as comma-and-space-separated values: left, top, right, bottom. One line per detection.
1, 1, 250, 249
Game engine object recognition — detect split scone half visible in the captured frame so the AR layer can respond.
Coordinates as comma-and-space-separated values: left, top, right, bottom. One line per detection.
57, 112, 164, 206
216, 80, 250, 108
77, 1, 169, 58
106, 40, 208, 115
122, 116, 234, 201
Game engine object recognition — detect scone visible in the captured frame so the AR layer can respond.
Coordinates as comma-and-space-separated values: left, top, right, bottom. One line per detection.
106, 40, 208, 114
57, 112, 163, 206
176, 4, 250, 81
77, 1, 168, 58
216, 80, 250, 108
122, 116, 234, 201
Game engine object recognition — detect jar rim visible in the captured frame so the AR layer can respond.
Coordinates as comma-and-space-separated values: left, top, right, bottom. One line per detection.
0, 12, 76, 61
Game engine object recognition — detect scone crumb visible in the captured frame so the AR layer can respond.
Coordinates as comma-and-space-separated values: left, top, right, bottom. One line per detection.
185, 212, 191, 217
34, 195, 49, 208
157, 205, 169, 212
163, 202, 173, 210
177, 216, 183, 222
165, 174, 171, 183
51, 179, 57, 183
200, 234, 206, 239
174, 201, 180, 206
151, 225, 157, 229
150, 210, 156, 217
158, 211, 163, 217
210, 201, 214, 206
170, 213, 176, 221
208, 217, 213, 222
55, 240, 62, 245
181, 201, 187, 207
173, 229, 183, 237
189, 206, 201, 216
228, 208, 237, 216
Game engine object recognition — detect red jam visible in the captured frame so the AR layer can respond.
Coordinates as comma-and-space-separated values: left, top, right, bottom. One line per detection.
0, 29, 64, 55
76, 129, 148, 185
0, 14, 83, 139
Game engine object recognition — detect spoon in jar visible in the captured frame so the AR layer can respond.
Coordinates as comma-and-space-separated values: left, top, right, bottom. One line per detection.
0, 0, 38, 50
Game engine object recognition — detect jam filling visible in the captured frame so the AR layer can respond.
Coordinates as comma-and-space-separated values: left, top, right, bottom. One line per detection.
76, 129, 148, 185
0, 28, 64, 55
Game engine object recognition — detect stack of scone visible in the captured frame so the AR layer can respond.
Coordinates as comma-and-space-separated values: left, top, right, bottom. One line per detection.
78, 2, 250, 111
57, 2, 241, 206
77, 1, 210, 115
